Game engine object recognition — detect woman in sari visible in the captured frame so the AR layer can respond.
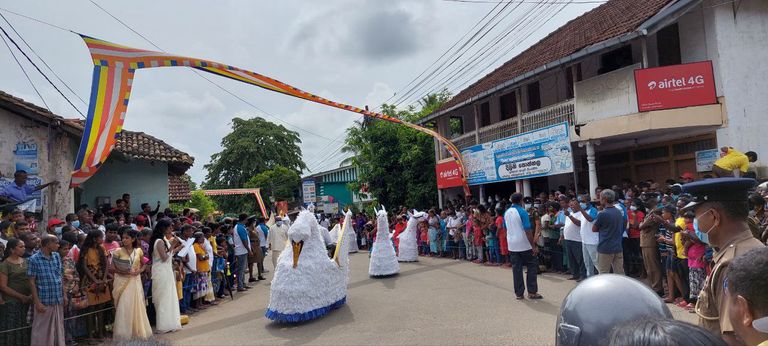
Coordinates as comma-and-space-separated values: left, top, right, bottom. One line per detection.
0, 239, 32, 346
77, 230, 111, 341
150, 219, 182, 333
111, 228, 152, 339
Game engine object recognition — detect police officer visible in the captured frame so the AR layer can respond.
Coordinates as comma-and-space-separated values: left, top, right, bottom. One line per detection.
682, 178, 766, 344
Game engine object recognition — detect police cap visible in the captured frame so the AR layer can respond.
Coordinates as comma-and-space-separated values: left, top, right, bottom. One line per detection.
681, 177, 756, 210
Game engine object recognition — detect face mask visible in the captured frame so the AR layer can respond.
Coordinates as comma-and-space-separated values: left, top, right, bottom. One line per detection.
54, 226, 63, 235
524, 204, 532, 210
533, 204, 541, 209
630, 206, 637, 211
71, 220, 80, 228
580, 203, 588, 210
276, 221, 283, 226
693, 218, 709, 244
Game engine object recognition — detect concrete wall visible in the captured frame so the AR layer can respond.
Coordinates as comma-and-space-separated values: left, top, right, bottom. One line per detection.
705, 0, 768, 159
317, 182, 353, 208
80, 158, 169, 213
0, 108, 76, 224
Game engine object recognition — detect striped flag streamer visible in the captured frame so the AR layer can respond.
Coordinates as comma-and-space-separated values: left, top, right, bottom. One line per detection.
72, 35, 471, 197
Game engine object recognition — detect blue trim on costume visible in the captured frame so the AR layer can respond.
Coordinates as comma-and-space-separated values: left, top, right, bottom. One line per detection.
265, 296, 346, 323
370, 272, 399, 278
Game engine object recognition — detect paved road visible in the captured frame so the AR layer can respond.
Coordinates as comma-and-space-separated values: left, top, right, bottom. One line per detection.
163, 252, 696, 345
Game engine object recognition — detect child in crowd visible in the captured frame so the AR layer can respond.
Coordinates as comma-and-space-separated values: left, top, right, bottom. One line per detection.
193, 232, 210, 310
682, 212, 706, 311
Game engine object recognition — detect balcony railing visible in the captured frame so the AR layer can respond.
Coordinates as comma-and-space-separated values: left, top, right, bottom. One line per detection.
447, 99, 574, 151
520, 99, 575, 133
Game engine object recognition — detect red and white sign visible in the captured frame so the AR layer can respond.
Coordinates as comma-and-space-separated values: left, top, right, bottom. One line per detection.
634, 61, 717, 112
436, 160, 463, 189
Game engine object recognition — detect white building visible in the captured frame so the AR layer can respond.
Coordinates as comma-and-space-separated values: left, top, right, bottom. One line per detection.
420, 0, 768, 204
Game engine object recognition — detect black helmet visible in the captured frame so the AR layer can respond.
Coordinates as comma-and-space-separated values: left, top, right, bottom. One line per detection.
556, 274, 672, 346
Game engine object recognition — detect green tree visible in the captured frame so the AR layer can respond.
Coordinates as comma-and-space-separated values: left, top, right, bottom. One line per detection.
245, 165, 300, 202
171, 190, 218, 219
203, 117, 306, 213
342, 90, 450, 209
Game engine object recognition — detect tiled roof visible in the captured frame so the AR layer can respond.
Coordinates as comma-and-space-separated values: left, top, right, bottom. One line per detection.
168, 175, 192, 202
0, 91, 82, 135
436, 0, 675, 113
114, 131, 194, 169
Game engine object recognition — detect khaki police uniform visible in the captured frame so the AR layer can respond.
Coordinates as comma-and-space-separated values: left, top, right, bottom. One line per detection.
696, 230, 764, 334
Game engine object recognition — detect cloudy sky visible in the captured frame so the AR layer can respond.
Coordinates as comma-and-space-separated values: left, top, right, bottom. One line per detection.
0, 0, 600, 185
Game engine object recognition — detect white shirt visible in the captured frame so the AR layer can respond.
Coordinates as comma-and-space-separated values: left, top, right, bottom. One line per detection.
181, 237, 197, 274
563, 211, 582, 242
268, 223, 289, 252
504, 206, 532, 252
233, 224, 249, 256
446, 216, 461, 236
579, 209, 599, 245
204, 238, 214, 267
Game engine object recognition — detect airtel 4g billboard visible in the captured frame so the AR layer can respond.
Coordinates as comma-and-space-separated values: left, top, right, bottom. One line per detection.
634, 61, 717, 112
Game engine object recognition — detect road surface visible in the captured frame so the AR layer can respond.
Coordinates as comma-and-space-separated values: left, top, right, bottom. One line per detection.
162, 252, 696, 345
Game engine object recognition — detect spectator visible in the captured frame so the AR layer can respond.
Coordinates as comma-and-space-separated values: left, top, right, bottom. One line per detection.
57, 238, 83, 344
640, 196, 664, 296
65, 213, 82, 234
726, 247, 768, 346
392, 215, 406, 253
122, 193, 132, 213
256, 218, 269, 272
192, 231, 211, 310
47, 217, 66, 237
0, 170, 58, 203
472, 205, 491, 264
561, 197, 586, 281
149, 219, 182, 333
608, 319, 726, 346
178, 224, 197, 313
572, 196, 599, 278
103, 223, 121, 255
495, 206, 508, 266
712, 147, 757, 178
0, 238, 32, 345
505, 193, 541, 300
27, 234, 65, 346
682, 212, 706, 310
109, 228, 152, 340
77, 209, 94, 233
140, 201, 161, 227
748, 193, 767, 241
247, 217, 265, 283
625, 198, 645, 277
232, 214, 251, 292
19, 231, 39, 258
593, 189, 625, 275
268, 216, 289, 270
77, 230, 111, 340
544, 202, 564, 273
427, 209, 439, 257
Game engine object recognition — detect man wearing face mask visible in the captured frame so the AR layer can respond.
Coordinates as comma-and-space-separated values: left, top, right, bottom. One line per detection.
683, 178, 765, 345
267, 216, 289, 270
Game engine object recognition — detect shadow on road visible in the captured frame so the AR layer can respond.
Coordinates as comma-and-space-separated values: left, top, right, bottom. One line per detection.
264, 304, 356, 344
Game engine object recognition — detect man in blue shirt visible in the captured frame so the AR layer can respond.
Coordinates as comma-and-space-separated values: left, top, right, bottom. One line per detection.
27, 235, 66, 345
504, 193, 542, 300
592, 189, 625, 275
0, 170, 58, 203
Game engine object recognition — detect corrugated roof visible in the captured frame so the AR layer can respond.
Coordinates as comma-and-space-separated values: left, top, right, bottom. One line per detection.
435, 0, 675, 114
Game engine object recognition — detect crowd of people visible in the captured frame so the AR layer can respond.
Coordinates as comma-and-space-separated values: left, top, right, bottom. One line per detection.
0, 170, 291, 346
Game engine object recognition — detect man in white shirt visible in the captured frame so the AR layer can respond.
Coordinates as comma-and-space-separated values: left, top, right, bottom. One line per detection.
559, 197, 586, 281
505, 193, 542, 300
232, 214, 252, 291
267, 216, 289, 270
571, 196, 599, 278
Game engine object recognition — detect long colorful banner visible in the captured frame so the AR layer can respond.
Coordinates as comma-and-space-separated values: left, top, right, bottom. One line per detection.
71, 35, 470, 198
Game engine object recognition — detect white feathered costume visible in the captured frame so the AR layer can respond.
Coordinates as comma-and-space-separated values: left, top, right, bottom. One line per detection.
368, 206, 399, 277
396, 210, 426, 262
266, 208, 353, 323
330, 218, 359, 253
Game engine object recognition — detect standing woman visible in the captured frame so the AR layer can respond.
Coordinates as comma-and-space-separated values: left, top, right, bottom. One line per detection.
0, 239, 32, 346
150, 219, 182, 333
59, 239, 85, 344
77, 230, 111, 341
427, 210, 439, 256
111, 228, 152, 339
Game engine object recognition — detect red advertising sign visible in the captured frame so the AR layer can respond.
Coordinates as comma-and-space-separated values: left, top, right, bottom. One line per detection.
634, 61, 717, 112
436, 160, 463, 189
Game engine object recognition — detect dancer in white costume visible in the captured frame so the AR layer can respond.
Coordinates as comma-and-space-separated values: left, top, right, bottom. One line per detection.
368, 206, 399, 277
330, 218, 359, 253
397, 210, 426, 262
266, 207, 353, 323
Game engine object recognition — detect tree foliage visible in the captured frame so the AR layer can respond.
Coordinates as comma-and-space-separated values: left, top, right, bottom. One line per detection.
171, 190, 218, 219
244, 165, 300, 202
203, 117, 306, 213
342, 90, 451, 209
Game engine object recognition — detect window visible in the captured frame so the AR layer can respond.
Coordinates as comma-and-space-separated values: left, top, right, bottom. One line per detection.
449, 117, 464, 137
599, 45, 633, 74
480, 102, 491, 127
657, 24, 681, 66
634, 146, 669, 160
527, 82, 541, 111
499, 91, 517, 120
673, 138, 716, 155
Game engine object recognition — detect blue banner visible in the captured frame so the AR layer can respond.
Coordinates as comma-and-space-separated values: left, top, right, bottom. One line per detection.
461, 122, 573, 185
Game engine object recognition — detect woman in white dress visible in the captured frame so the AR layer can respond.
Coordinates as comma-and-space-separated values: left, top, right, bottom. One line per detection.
150, 219, 182, 333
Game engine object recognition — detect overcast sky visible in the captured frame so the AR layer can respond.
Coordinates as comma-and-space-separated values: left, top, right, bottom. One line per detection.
0, 0, 600, 185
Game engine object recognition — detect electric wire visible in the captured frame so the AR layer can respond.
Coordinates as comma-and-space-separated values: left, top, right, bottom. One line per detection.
0, 29, 50, 109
